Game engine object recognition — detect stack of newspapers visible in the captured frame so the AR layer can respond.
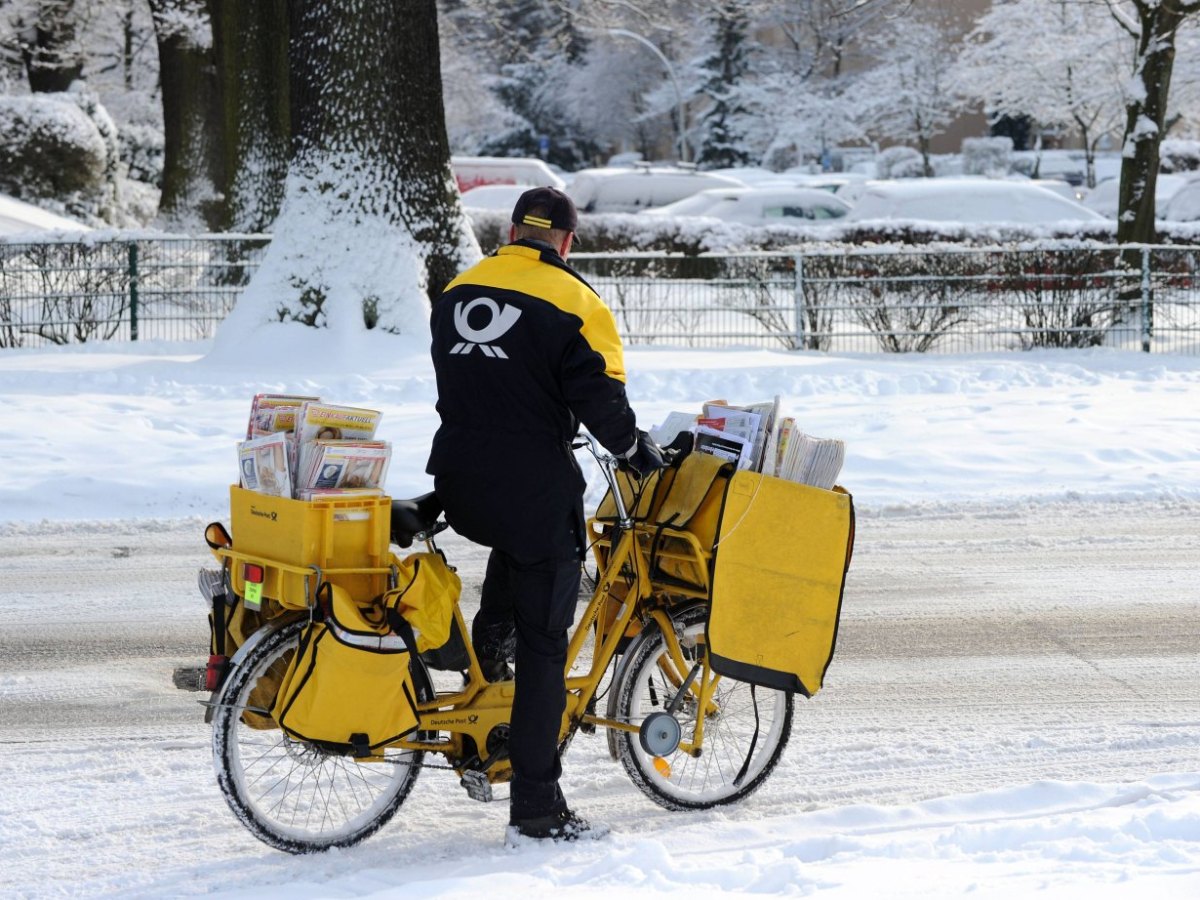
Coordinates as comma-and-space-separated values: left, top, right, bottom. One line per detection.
649, 396, 845, 490
237, 394, 391, 500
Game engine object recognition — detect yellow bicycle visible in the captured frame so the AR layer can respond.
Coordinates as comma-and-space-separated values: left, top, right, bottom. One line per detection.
208, 435, 805, 853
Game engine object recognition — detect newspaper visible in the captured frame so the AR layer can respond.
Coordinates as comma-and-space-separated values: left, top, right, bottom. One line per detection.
237, 432, 292, 498
295, 440, 391, 498
649, 411, 699, 446
696, 397, 779, 471
293, 401, 383, 485
777, 430, 845, 490
643, 398, 842, 487
694, 425, 753, 467
247, 393, 320, 439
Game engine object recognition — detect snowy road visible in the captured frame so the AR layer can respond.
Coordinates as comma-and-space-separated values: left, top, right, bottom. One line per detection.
1, 500, 1198, 896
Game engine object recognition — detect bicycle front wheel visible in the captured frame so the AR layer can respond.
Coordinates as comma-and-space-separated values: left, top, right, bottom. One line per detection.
612, 603, 793, 810
211, 617, 424, 854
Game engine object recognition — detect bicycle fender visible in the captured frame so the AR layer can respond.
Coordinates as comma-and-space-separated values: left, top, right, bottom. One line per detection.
225, 610, 307, 670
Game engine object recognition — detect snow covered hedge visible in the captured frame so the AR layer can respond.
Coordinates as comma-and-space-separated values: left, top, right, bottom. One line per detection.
0, 94, 108, 199
0, 90, 124, 224
468, 208, 1200, 256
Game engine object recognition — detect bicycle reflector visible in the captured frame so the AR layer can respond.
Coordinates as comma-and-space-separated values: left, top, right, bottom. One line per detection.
243, 563, 265, 610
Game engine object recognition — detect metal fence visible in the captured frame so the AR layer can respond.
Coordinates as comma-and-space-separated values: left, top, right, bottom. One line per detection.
3, 235, 1199, 354
0, 235, 269, 347
569, 245, 1200, 355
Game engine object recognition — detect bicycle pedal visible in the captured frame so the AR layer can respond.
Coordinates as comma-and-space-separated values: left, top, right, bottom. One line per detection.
172, 665, 206, 692
460, 770, 494, 802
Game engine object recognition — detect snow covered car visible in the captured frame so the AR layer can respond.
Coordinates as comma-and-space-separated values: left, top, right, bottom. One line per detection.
1163, 176, 1200, 222
641, 186, 852, 225
1081, 174, 1191, 219
0, 193, 90, 236
566, 166, 743, 213
845, 178, 1107, 225
458, 183, 530, 211
450, 156, 565, 194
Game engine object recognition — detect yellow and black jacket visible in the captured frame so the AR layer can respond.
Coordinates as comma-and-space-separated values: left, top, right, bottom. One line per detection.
426, 240, 637, 560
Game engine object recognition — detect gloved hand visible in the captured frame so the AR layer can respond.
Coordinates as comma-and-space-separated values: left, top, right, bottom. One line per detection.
620, 429, 666, 478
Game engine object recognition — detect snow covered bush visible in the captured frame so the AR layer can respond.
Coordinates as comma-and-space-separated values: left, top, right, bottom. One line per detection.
466, 208, 1130, 257
0, 89, 126, 224
962, 136, 1013, 178
0, 93, 107, 200
995, 247, 1123, 349
875, 146, 925, 179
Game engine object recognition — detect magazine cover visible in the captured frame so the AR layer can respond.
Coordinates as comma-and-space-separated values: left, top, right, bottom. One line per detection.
237, 432, 292, 498
247, 393, 320, 438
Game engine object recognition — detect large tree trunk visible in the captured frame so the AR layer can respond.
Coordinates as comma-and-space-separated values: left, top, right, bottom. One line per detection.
216, 0, 477, 345
150, 0, 226, 231
19, 0, 84, 93
209, 0, 290, 233
1115, 1, 1200, 245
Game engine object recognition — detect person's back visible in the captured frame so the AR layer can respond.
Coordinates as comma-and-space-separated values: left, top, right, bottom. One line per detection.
426, 187, 664, 844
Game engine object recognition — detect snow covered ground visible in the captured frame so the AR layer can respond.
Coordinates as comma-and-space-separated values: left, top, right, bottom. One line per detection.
1, 335, 1198, 898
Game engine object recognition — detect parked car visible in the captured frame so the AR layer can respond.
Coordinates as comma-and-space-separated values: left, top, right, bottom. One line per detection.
459, 184, 529, 211
566, 166, 743, 213
642, 186, 852, 225
845, 178, 1106, 225
0, 193, 90, 236
1163, 175, 1200, 221
450, 156, 565, 194
1082, 174, 1191, 218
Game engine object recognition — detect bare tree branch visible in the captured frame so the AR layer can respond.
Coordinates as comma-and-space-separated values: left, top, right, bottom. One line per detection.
1098, 0, 1141, 37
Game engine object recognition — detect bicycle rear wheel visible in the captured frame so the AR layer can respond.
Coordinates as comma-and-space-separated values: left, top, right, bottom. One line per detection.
211, 617, 424, 853
612, 603, 793, 810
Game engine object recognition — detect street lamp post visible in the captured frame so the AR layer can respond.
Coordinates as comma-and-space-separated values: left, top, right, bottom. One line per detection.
593, 27, 690, 163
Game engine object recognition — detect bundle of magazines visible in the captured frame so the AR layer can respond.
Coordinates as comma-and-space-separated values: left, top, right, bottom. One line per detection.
236, 393, 392, 500
649, 396, 845, 491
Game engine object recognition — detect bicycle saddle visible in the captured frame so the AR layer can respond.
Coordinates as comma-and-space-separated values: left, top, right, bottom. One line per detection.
390, 492, 444, 548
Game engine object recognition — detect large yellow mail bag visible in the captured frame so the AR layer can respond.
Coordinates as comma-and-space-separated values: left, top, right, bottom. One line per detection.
706, 472, 854, 697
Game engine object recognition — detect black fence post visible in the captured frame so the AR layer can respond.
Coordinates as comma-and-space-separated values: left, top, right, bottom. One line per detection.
128, 241, 139, 341
1141, 246, 1152, 353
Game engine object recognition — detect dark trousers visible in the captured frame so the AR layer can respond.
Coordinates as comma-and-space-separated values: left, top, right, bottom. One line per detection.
472, 548, 581, 821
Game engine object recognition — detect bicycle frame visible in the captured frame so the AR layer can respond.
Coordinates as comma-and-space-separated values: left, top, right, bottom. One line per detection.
391, 435, 721, 781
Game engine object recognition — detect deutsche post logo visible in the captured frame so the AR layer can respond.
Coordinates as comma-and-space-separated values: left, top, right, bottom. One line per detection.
451, 297, 521, 358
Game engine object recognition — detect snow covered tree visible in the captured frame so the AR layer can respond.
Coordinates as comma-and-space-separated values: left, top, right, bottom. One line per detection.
693, 0, 753, 168
1104, 0, 1200, 245
857, 11, 966, 178
458, 0, 598, 169
148, 0, 222, 230
956, 0, 1130, 189
223, 0, 477, 343
736, 0, 902, 167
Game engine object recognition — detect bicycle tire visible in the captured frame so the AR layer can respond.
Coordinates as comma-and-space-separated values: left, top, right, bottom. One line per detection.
612, 603, 793, 810
211, 617, 424, 853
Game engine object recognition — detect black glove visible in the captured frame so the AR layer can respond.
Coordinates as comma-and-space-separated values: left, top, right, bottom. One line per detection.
621, 430, 666, 478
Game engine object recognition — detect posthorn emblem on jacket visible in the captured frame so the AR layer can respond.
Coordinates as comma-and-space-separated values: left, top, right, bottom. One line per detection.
451, 298, 522, 358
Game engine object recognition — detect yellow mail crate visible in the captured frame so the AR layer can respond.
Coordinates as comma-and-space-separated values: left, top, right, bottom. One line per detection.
227, 486, 392, 607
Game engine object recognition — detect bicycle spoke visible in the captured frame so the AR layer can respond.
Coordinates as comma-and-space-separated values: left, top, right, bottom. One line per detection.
214, 619, 422, 851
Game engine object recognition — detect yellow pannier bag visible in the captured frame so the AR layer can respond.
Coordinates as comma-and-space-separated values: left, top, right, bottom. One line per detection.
646, 453, 734, 590
272, 583, 421, 756
706, 472, 854, 697
379, 550, 460, 654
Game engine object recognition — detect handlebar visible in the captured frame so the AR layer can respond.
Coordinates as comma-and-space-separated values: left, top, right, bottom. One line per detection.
573, 430, 694, 527
572, 430, 693, 470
